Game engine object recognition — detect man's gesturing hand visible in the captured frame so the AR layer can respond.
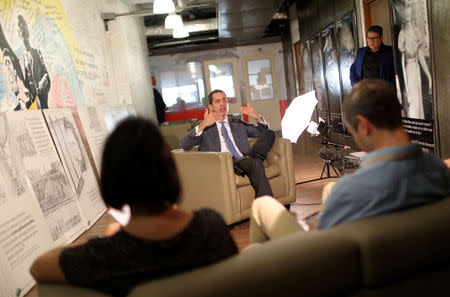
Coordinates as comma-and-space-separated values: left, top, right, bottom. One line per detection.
198, 109, 223, 133
241, 104, 263, 122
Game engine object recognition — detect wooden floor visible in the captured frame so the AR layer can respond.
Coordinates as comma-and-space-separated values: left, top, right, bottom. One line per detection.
25, 133, 339, 296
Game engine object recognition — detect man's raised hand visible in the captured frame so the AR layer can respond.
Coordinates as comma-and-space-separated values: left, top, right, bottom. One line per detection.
198, 109, 223, 132
241, 104, 263, 122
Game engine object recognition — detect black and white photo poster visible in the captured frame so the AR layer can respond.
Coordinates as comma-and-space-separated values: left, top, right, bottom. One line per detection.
322, 27, 343, 133
301, 41, 314, 93
392, 0, 433, 120
336, 15, 356, 101
310, 35, 328, 121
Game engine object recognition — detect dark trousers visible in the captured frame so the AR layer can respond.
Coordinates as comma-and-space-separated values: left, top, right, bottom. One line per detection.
235, 128, 276, 197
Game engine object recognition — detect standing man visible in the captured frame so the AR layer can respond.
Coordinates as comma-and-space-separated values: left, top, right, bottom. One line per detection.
152, 76, 167, 125
350, 25, 394, 86
17, 15, 51, 109
181, 90, 275, 198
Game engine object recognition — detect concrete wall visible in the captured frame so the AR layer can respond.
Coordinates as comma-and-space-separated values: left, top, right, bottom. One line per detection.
97, 0, 155, 121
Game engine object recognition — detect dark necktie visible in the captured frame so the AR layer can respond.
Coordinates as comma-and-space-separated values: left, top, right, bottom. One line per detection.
218, 121, 241, 159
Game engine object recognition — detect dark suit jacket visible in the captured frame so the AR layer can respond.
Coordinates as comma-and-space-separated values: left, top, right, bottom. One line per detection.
181, 118, 267, 154
350, 43, 395, 86
153, 88, 166, 125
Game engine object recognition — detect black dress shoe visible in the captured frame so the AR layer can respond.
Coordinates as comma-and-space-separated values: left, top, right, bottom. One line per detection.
236, 156, 253, 174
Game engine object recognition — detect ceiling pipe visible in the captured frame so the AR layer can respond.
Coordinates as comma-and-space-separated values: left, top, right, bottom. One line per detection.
145, 18, 218, 36
101, 3, 217, 20
149, 36, 218, 48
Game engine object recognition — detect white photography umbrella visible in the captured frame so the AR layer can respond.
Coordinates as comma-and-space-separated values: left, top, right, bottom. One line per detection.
281, 90, 318, 143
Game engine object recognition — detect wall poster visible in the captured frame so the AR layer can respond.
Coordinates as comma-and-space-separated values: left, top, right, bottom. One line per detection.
0, 0, 115, 112
391, 0, 434, 150
300, 41, 314, 94
310, 35, 328, 123
322, 27, 343, 134
336, 14, 356, 102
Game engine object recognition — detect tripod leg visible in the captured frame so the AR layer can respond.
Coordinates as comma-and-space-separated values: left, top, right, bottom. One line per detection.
320, 161, 327, 178
330, 163, 342, 177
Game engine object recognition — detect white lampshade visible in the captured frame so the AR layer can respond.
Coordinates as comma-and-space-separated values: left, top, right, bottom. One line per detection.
173, 26, 189, 38
165, 14, 183, 29
153, 0, 175, 14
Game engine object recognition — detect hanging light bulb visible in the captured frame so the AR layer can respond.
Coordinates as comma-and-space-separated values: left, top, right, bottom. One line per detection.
165, 13, 183, 29
153, 0, 175, 14
173, 26, 189, 38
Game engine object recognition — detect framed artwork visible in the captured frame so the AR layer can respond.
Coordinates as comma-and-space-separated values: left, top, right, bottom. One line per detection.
322, 26, 343, 133
301, 41, 314, 93
310, 34, 329, 123
391, 0, 433, 120
336, 14, 356, 101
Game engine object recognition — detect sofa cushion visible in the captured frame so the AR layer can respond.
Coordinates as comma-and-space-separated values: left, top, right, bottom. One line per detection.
129, 231, 361, 297
328, 196, 450, 288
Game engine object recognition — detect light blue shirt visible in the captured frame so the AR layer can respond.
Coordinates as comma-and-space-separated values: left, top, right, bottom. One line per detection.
317, 144, 450, 230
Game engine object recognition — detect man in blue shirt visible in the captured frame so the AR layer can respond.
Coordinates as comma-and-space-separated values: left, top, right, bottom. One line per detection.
249, 79, 449, 243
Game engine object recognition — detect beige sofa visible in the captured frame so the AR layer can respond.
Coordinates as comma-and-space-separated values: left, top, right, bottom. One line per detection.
172, 137, 296, 225
39, 196, 450, 297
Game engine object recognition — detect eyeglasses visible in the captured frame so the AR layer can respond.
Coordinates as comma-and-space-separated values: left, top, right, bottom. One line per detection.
367, 37, 380, 41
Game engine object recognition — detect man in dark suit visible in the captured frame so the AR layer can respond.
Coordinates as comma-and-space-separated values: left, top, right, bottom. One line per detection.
350, 25, 394, 86
181, 90, 275, 197
152, 76, 167, 125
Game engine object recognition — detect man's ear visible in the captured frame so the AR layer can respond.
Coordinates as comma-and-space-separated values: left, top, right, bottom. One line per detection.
208, 104, 213, 113
355, 114, 371, 135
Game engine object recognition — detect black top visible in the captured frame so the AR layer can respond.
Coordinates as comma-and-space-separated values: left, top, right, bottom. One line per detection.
153, 88, 166, 125
59, 209, 237, 297
362, 49, 381, 80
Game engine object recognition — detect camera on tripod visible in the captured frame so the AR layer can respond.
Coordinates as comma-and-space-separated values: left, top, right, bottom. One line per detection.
297, 120, 353, 185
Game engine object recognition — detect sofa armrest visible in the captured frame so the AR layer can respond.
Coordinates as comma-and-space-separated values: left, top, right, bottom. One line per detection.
172, 151, 239, 224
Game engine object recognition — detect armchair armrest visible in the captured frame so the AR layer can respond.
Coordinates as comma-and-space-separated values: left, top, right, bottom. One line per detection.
172, 151, 240, 224
266, 138, 296, 205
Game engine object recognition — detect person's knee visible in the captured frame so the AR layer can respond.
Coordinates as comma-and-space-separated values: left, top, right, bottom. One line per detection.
322, 182, 336, 204
252, 195, 277, 211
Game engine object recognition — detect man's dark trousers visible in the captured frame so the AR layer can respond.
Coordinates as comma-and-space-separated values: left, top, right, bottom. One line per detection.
235, 127, 275, 198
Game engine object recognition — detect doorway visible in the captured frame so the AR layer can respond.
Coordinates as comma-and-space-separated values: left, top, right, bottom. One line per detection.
363, 0, 392, 45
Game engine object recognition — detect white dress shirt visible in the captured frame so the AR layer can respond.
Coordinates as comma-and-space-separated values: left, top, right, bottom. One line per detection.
195, 118, 243, 157
194, 117, 268, 157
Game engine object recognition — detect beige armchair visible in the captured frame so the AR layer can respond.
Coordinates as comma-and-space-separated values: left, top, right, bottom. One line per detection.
160, 119, 197, 150
172, 138, 296, 225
